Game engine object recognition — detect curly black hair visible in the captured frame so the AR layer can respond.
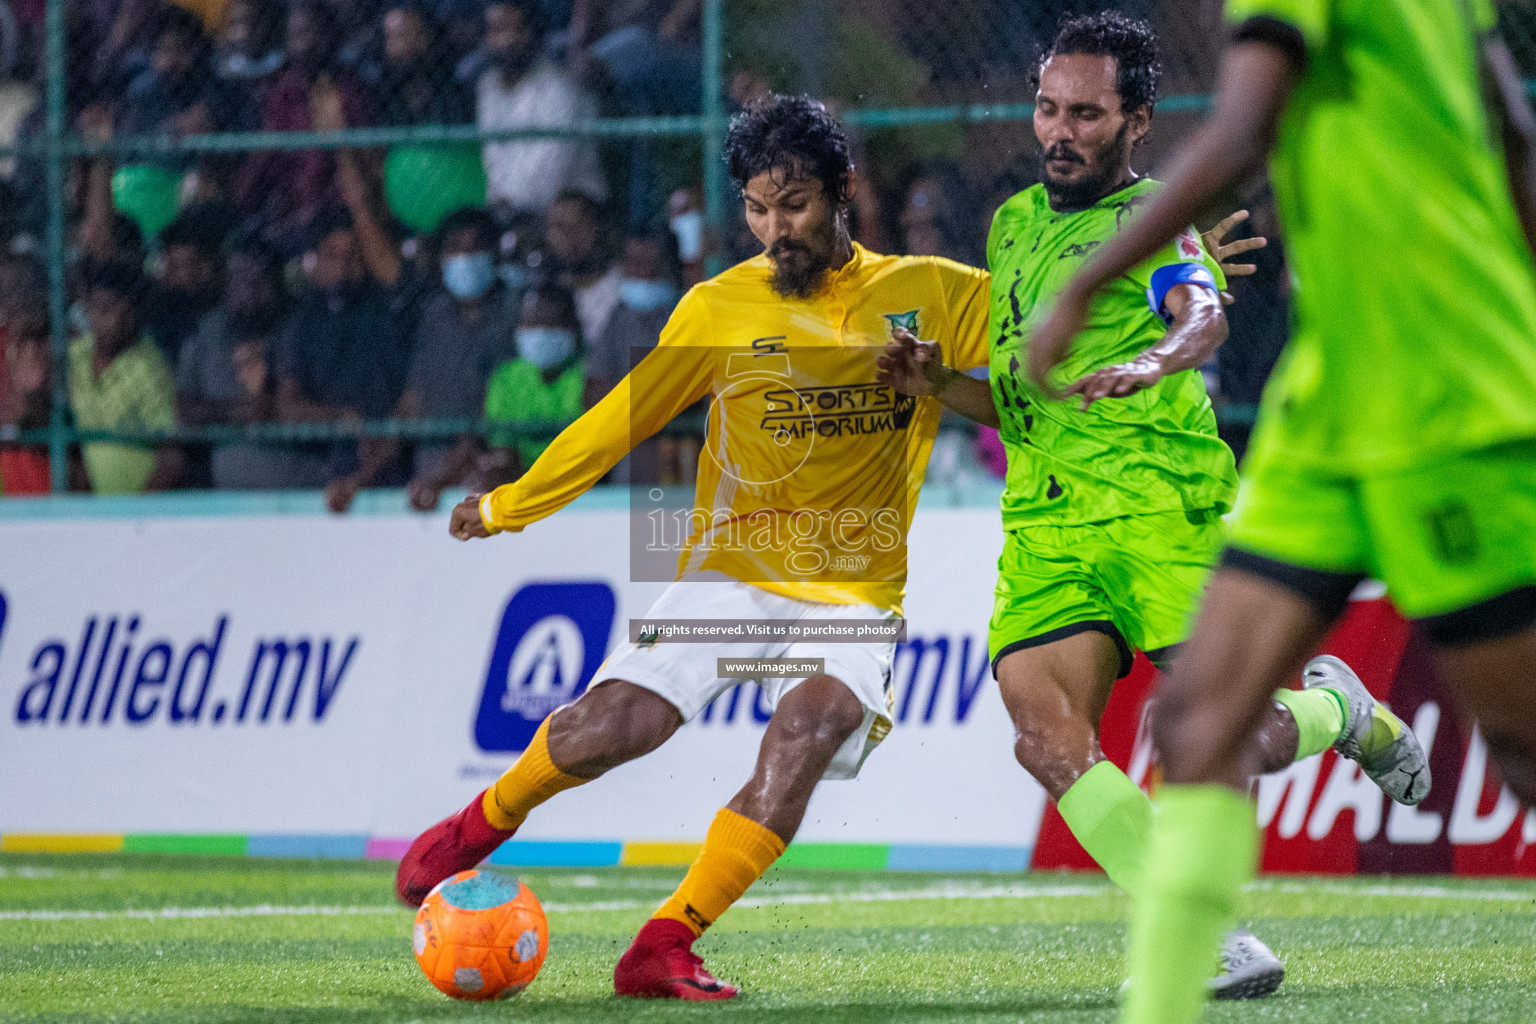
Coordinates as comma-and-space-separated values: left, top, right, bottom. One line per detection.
437, 207, 499, 249
1037, 11, 1162, 113
724, 94, 853, 206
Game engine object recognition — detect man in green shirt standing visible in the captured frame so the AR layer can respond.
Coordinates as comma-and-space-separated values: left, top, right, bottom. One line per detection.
881, 11, 1429, 1001
1027, 2, 1536, 1022
69, 261, 180, 494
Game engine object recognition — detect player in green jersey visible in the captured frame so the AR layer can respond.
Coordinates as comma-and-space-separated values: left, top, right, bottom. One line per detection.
1026, 2, 1536, 1022
878, 11, 1430, 1003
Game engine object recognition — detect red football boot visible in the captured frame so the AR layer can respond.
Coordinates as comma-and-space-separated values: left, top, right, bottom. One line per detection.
613, 918, 739, 1000
394, 788, 514, 907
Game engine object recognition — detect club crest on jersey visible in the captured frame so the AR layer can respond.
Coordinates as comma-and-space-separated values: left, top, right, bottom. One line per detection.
1176, 228, 1202, 259
883, 310, 921, 335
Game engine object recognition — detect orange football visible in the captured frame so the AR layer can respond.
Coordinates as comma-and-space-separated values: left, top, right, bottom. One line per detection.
412, 869, 549, 1000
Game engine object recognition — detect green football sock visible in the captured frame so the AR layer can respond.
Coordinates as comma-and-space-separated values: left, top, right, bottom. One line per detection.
1057, 760, 1152, 896
1122, 785, 1258, 1024
1272, 686, 1348, 761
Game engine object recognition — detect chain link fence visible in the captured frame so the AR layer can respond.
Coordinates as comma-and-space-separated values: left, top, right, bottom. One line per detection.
0, 0, 1529, 497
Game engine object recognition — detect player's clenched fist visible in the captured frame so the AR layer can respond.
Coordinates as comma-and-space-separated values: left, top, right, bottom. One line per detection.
876, 326, 955, 398
450, 494, 491, 541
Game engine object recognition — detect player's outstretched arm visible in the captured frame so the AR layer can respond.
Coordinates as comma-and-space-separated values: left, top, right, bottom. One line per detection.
876, 326, 1000, 428
1027, 41, 1298, 396
450, 493, 492, 540
1481, 36, 1536, 257
471, 293, 715, 539
1064, 282, 1227, 410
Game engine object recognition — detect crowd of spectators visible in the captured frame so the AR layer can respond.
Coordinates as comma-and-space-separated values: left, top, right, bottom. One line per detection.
0, 0, 1284, 500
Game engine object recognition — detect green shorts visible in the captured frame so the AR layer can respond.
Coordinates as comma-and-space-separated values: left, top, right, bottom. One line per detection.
988, 509, 1225, 679
1228, 440, 1536, 623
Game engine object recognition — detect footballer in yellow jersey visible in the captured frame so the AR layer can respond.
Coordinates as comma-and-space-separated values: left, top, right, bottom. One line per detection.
396, 95, 989, 1000
475, 239, 988, 615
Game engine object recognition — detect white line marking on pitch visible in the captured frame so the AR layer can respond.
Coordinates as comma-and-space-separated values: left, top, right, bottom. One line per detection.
0, 904, 404, 922
3, 880, 1532, 922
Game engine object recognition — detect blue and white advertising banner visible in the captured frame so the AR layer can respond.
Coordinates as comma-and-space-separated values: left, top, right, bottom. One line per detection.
0, 496, 1043, 856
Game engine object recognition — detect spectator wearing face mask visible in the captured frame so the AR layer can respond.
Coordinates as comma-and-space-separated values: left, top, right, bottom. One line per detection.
88, 0, 168, 110
329, 0, 385, 81
119, 4, 256, 145
328, 207, 519, 513
477, 0, 606, 214
588, 227, 678, 399
480, 281, 586, 484
587, 226, 686, 485
217, 0, 286, 80
544, 189, 622, 346
667, 186, 706, 286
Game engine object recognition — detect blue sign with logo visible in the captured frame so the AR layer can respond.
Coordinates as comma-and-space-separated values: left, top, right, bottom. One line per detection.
474, 582, 617, 752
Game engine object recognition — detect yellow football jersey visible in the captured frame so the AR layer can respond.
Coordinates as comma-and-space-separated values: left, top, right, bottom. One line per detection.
479, 243, 990, 614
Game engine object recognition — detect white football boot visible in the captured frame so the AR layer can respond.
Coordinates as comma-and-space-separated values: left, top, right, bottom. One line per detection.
1303, 655, 1431, 805
1122, 928, 1284, 1000
1207, 929, 1285, 1000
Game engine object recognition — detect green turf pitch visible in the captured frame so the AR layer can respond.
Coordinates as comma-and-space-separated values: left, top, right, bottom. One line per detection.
3, 855, 1536, 1023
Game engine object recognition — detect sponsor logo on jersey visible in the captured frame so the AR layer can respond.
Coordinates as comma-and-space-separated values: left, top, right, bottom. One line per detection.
474, 582, 616, 752
757, 383, 915, 439
882, 310, 921, 335
1177, 227, 1203, 259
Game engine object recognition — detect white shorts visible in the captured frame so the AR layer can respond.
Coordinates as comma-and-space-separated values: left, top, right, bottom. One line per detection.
595, 576, 897, 780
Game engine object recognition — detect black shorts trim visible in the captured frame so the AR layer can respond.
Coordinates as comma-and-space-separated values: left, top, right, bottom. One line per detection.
1220, 547, 1363, 623
1231, 15, 1308, 72
992, 620, 1134, 681
1144, 643, 1182, 671
1419, 586, 1536, 646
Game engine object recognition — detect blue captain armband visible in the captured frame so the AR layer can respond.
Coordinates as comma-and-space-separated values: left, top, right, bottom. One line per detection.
1146, 262, 1219, 325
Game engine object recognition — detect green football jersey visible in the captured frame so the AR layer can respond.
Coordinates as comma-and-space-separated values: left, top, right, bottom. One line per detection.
1226, 0, 1536, 474
987, 178, 1238, 529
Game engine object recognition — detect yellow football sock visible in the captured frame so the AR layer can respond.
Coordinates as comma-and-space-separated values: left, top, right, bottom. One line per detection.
653, 809, 786, 937
480, 716, 588, 831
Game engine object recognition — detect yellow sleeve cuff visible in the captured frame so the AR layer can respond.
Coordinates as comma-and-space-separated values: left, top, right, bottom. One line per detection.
479, 492, 502, 535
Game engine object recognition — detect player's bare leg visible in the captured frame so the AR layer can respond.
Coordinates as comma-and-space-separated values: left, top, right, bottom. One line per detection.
1433, 621, 1536, 803
1122, 564, 1436, 1023
615, 675, 866, 1000
1153, 572, 1335, 786
723, 674, 869, 837
396, 680, 682, 907
995, 629, 1294, 998
998, 630, 1318, 802
544, 680, 684, 776
995, 631, 1120, 801
1124, 569, 1333, 1024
